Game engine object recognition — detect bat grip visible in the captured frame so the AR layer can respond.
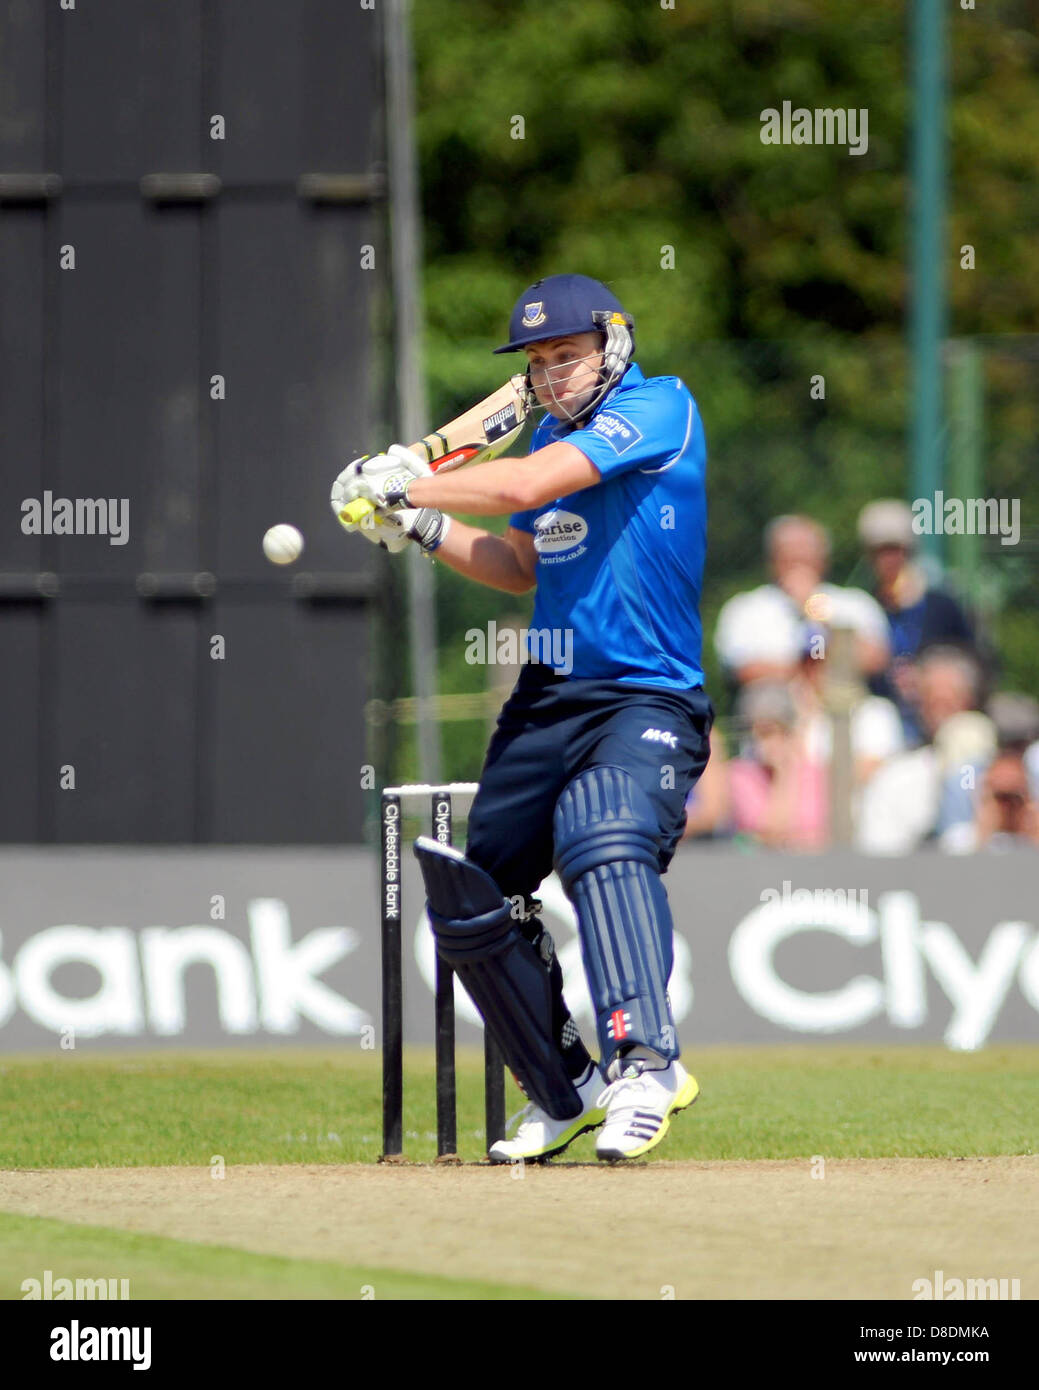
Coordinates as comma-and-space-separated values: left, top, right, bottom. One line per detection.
341, 498, 375, 526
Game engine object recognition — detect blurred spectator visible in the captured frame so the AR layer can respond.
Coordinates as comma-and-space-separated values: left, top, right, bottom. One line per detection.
727, 681, 827, 850
938, 690, 1039, 835
680, 727, 732, 840
715, 515, 889, 689
857, 499, 979, 744
941, 752, 1039, 853
723, 649, 902, 852
987, 692, 1039, 799
792, 642, 903, 787
857, 647, 995, 854
993, 694, 1039, 805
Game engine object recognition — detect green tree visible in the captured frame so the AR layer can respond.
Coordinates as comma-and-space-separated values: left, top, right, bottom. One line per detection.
398, 0, 1039, 777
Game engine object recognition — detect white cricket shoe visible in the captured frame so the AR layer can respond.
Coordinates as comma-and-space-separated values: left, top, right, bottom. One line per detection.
488, 1066, 606, 1164
595, 1057, 699, 1161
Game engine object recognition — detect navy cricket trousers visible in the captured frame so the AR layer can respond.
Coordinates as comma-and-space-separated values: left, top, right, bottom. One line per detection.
466, 662, 713, 899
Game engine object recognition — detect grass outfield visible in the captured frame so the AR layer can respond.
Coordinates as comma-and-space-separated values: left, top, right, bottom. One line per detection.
1, 1044, 1036, 1169
0, 1211, 559, 1301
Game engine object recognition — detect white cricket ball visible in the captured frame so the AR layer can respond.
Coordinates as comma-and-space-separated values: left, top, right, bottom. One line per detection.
262, 523, 305, 565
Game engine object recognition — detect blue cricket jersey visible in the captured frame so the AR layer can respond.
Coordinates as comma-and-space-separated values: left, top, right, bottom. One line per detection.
509, 362, 707, 690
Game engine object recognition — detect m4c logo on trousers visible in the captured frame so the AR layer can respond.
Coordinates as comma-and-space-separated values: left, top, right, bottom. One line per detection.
641, 728, 677, 749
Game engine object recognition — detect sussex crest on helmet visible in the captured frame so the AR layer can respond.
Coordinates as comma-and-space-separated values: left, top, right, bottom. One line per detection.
521, 301, 547, 328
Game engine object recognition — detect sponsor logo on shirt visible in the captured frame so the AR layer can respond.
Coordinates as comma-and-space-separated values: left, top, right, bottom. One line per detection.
588, 410, 643, 456
532, 508, 589, 564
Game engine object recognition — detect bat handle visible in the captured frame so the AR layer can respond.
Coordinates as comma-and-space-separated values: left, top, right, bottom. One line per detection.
340, 498, 375, 527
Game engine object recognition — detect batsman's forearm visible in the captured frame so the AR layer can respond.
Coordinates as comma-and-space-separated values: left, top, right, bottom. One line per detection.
405, 439, 599, 513
408, 457, 528, 515
431, 519, 534, 594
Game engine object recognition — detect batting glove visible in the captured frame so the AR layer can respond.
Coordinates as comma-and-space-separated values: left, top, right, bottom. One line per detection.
330, 443, 431, 519
352, 505, 412, 553
354, 504, 450, 555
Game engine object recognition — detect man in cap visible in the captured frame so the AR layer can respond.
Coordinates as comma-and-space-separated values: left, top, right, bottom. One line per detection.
714, 514, 890, 694
331, 274, 712, 1162
857, 499, 978, 743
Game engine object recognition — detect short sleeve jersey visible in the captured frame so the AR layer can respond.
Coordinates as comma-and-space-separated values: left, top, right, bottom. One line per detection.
509, 362, 707, 689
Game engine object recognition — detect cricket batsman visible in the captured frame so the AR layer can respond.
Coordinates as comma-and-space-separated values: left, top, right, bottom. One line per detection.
331, 274, 712, 1161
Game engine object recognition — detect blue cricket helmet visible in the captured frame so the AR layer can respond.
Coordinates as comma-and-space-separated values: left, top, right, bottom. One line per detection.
493, 273, 633, 354
493, 274, 635, 425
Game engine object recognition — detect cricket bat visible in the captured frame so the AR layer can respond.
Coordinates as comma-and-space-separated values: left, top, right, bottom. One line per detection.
338, 374, 531, 527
